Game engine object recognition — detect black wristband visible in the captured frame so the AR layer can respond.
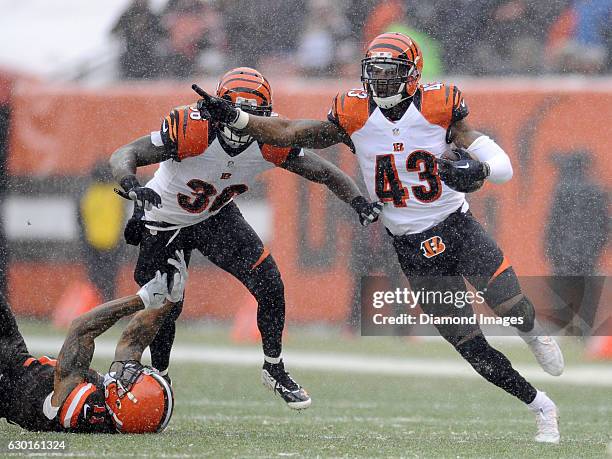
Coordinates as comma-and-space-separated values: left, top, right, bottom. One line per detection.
120, 175, 140, 193
350, 196, 368, 213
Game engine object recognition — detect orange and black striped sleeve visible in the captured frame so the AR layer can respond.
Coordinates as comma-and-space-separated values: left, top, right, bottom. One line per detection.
419, 83, 469, 131
327, 90, 370, 152
160, 104, 215, 161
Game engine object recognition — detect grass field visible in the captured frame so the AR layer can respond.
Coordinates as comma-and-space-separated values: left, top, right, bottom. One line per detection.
1, 321, 611, 458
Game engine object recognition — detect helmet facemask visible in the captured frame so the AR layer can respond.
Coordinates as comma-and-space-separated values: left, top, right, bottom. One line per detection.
105, 361, 144, 403
104, 360, 173, 433
219, 96, 272, 148
361, 57, 419, 109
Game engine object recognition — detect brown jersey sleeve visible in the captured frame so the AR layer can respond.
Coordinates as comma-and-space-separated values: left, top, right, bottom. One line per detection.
59, 382, 98, 429
160, 104, 212, 161
419, 83, 469, 130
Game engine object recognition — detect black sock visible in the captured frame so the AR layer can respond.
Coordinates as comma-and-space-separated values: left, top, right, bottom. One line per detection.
149, 300, 182, 372
455, 335, 537, 404
248, 258, 285, 358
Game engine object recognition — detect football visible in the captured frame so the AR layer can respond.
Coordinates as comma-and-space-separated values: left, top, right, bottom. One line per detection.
439, 148, 485, 192
441, 148, 473, 161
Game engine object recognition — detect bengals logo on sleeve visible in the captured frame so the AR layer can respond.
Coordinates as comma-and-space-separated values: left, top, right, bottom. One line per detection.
161, 105, 211, 161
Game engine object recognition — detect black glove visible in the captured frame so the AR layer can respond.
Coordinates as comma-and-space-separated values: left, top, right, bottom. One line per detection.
436, 148, 490, 193
119, 175, 162, 211
192, 84, 239, 125
351, 196, 383, 227
123, 203, 145, 246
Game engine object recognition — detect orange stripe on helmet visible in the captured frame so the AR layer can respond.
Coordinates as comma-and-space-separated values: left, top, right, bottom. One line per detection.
221, 73, 271, 93
366, 32, 423, 66
377, 33, 414, 49
217, 67, 272, 106
221, 79, 271, 104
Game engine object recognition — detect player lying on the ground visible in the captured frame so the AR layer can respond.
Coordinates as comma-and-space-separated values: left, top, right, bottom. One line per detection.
0, 251, 187, 433
109, 67, 382, 410
194, 33, 564, 443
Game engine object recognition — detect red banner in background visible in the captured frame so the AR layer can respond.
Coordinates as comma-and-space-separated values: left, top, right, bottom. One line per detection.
7, 79, 611, 321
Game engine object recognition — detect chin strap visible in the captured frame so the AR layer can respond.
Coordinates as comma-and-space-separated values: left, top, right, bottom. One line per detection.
373, 94, 410, 109
370, 82, 411, 109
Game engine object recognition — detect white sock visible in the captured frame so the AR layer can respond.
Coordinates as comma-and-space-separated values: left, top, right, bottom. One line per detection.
527, 390, 551, 412
264, 355, 281, 364
159, 368, 169, 376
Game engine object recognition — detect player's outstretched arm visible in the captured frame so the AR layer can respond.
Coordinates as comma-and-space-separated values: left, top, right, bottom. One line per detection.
281, 150, 361, 203
193, 85, 344, 149
114, 250, 188, 362
281, 150, 382, 226
110, 135, 167, 180
247, 118, 344, 149
109, 135, 167, 210
52, 251, 186, 405
52, 295, 148, 405
113, 304, 173, 363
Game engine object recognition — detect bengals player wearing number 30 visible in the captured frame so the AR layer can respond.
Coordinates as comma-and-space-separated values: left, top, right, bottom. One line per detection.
195, 33, 565, 443
110, 67, 382, 410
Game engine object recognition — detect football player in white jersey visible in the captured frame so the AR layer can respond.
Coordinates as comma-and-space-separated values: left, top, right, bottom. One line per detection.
195, 34, 564, 443
109, 67, 382, 410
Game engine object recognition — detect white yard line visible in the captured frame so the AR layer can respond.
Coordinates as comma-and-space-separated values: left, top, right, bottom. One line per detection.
24, 337, 612, 387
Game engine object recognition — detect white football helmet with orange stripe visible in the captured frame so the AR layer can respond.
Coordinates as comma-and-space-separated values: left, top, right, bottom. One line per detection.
104, 361, 174, 433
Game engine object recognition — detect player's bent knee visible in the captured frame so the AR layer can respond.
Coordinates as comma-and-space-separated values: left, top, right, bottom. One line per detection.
250, 257, 285, 298
506, 296, 535, 332
485, 269, 534, 331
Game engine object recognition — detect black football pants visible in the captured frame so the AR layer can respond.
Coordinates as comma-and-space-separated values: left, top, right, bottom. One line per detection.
391, 208, 537, 404
134, 202, 285, 372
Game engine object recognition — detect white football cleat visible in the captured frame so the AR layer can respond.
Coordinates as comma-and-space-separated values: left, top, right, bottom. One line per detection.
528, 391, 560, 444
521, 335, 564, 376
533, 398, 560, 444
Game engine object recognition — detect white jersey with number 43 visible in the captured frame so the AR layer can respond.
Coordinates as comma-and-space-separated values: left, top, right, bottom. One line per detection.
328, 83, 470, 236
145, 104, 301, 227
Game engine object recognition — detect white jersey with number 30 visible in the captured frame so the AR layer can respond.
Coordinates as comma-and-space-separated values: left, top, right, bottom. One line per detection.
328, 83, 470, 236
144, 104, 300, 227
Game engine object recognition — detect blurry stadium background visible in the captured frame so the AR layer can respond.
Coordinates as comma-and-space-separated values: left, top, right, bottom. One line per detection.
0, 0, 610, 457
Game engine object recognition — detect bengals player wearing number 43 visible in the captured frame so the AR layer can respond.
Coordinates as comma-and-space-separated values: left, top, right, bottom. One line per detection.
110, 67, 382, 410
196, 33, 565, 443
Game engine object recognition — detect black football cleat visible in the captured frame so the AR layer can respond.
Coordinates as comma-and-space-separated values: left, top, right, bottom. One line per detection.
261, 359, 311, 410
